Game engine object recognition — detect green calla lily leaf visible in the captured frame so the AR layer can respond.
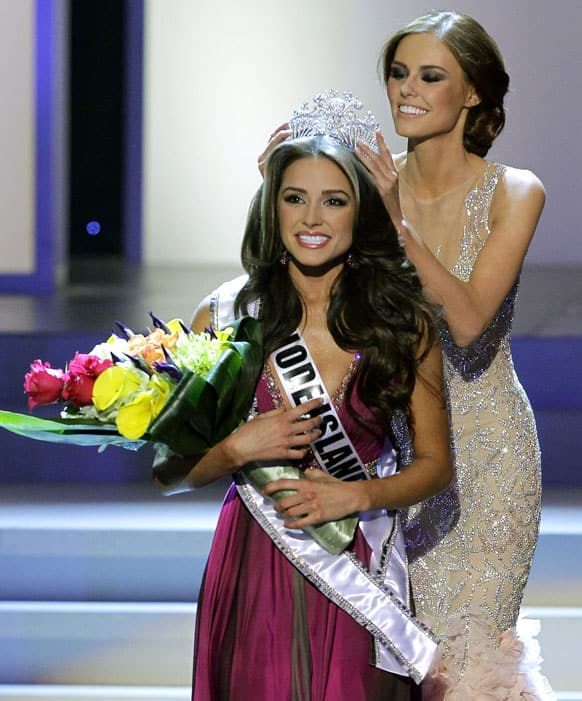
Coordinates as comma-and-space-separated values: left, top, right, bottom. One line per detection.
0, 410, 143, 449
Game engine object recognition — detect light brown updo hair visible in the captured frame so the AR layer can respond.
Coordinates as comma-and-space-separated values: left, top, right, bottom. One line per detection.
380, 10, 509, 157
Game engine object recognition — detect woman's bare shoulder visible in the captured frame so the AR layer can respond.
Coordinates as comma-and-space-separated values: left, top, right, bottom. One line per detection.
490, 163, 546, 231
190, 296, 212, 332
498, 163, 545, 202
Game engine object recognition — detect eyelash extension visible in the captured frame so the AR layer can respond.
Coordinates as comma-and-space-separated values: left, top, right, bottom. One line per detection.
389, 66, 445, 83
422, 73, 444, 83
282, 195, 348, 206
389, 67, 407, 80
283, 194, 304, 204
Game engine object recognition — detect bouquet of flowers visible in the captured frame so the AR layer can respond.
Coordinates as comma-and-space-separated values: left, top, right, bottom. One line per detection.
0, 313, 356, 555
0, 313, 262, 455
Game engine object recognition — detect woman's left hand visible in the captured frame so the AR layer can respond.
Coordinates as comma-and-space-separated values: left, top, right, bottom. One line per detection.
263, 468, 364, 528
356, 131, 403, 226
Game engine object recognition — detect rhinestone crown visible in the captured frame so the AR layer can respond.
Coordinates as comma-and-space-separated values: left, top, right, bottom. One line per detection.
289, 89, 380, 154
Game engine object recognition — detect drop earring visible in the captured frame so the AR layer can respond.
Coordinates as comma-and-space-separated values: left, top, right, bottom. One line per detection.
346, 252, 359, 269
279, 249, 290, 265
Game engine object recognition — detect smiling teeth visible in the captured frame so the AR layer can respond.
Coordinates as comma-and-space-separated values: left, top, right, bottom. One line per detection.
298, 234, 328, 245
400, 105, 427, 115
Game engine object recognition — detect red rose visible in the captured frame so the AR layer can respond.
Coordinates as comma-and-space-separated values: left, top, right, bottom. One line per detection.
62, 353, 113, 407
24, 359, 66, 410
67, 353, 113, 377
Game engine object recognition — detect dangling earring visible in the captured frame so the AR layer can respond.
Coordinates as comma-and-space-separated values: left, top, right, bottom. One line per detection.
279, 249, 290, 265
346, 252, 359, 269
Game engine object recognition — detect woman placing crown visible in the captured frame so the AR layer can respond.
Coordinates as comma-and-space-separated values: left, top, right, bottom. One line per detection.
356, 12, 553, 699
155, 92, 453, 699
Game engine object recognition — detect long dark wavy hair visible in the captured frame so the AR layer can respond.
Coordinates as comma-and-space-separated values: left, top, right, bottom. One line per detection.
380, 10, 509, 157
235, 136, 440, 433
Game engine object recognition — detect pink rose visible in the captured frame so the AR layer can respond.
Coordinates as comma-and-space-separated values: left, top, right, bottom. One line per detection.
62, 353, 113, 407
67, 353, 113, 377
24, 359, 66, 410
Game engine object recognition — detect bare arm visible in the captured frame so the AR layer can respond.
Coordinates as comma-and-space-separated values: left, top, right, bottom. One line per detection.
154, 398, 324, 493
263, 340, 453, 527
357, 134, 546, 347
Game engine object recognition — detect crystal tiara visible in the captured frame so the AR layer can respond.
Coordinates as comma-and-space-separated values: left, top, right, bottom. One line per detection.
289, 89, 380, 154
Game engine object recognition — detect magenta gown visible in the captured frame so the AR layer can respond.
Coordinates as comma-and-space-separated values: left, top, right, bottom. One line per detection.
191, 366, 420, 701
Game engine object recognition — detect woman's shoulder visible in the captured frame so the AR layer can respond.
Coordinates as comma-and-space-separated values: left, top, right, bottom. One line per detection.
190, 296, 212, 333
488, 162, 546, 228
491, 162, 545, 201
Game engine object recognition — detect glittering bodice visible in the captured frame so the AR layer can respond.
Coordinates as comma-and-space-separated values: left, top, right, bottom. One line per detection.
400, 162, 542, 676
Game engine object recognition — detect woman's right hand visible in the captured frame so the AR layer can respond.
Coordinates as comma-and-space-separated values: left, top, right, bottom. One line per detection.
155, 397, 323, 493
223, 397, 323, 466
257, 122, 291, 176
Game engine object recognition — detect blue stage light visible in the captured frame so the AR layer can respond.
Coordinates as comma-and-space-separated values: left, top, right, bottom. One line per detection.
86, 221, 101, 236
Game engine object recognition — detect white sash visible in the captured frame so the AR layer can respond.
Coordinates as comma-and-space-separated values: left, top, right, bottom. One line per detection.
272, 331, 370, 482
211, 276, 438, 682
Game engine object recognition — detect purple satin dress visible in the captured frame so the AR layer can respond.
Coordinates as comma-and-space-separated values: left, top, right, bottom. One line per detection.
191, 370, 419, 701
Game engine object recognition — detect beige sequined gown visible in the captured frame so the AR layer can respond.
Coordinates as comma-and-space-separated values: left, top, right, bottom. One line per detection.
399, 161, 553, 698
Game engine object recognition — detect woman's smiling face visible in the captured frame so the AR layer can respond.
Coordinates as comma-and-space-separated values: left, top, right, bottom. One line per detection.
277, 156, 355, 273
386, 32, 479, 142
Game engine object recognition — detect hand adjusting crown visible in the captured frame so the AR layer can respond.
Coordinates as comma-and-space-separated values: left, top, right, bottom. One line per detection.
289, 89, 380, 154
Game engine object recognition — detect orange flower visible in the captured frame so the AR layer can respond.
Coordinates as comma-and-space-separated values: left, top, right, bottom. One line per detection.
126, 328, 181, 368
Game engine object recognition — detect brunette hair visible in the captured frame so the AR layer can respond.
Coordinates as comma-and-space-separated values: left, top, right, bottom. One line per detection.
380, 10, 509, 157
235, 136, 439, 432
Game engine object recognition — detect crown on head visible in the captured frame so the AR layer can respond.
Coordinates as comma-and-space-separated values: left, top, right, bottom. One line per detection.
289, 89, 380, 154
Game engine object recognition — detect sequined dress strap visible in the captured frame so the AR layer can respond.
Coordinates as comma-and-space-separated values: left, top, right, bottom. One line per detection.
450, 161, 505, 281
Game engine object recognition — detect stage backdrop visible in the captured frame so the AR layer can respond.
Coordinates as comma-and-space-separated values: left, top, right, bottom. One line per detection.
0, 0, 35, 275
0, 0, 67, 293
142, 0, 582, 267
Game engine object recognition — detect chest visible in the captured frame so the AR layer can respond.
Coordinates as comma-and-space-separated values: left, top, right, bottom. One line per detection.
303, 325, 354, 392
267, 325, 355, 410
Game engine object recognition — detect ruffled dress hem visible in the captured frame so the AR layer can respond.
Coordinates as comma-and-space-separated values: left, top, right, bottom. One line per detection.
421, 613, 556, 701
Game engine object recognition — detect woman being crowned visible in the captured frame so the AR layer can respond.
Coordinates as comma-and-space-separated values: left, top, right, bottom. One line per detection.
154, 90, 453, 700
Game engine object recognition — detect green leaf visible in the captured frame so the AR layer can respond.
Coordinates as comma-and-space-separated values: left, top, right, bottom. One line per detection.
0, 410, 142, 449
147, 316, 263, 455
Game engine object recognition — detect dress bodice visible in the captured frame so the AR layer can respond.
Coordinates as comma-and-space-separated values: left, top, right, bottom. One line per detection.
400, 161, 517, 381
